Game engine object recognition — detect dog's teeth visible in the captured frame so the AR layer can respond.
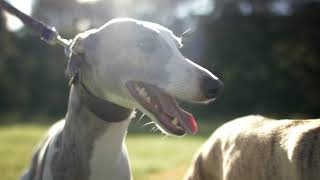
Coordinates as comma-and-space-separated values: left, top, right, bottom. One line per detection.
138, 88, 146, 97
146, 96, 151, 103
138, 88, 151, 104
135, 85, 141, 91
142, 88, 147, 97
172, 118, 178, 126
137, 88, 142, 95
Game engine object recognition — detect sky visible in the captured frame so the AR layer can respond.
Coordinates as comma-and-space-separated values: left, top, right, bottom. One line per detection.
4, 0, 33, 31
3, 0, 213, 31
3, 0, 102, 31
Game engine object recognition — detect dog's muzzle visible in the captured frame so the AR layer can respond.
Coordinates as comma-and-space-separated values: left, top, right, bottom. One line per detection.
201, 75, 224, 100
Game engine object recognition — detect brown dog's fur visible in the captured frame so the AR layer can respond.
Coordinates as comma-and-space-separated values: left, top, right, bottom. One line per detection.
184, 115, 320, 180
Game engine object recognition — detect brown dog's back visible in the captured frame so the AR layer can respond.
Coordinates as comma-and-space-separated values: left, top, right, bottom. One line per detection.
185, 115, 320, 180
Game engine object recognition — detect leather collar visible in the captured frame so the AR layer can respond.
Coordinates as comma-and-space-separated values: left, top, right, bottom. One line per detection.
77, 82, 133, 123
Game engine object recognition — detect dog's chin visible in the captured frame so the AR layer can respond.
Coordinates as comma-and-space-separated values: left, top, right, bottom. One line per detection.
126, 81, 198, 136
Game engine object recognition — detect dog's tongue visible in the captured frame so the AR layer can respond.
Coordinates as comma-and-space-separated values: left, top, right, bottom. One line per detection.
177, 109, 198, 135
154, 85, 198, 135
187, 114, 198, 135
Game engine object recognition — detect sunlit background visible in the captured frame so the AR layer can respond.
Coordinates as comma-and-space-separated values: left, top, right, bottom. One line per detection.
0, 0, 320, 179
4, 0, 33, 30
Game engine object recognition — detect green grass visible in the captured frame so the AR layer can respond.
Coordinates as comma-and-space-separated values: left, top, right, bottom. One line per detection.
0, 124, 46, 180
0, 121, 223, 180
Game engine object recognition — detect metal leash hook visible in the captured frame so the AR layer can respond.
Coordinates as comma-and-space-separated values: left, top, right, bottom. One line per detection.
0, 0, 72, 57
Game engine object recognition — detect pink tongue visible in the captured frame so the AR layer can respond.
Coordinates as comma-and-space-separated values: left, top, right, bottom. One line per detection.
186, 114, 198, 135
179, 110, 198, 135
155, 87, 199, 135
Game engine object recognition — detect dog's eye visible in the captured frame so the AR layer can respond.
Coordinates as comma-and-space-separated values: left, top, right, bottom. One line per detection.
137, 39, 159, 53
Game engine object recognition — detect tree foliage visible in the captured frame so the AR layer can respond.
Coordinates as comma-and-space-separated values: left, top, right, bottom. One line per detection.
0, 12, 68, 117
200, 2, 320, 118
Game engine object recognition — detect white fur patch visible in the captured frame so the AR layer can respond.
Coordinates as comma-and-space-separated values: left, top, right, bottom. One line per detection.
89, 119, 132, 180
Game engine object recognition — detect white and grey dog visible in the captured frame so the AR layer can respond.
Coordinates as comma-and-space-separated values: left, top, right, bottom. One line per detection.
21, 18, 223, 180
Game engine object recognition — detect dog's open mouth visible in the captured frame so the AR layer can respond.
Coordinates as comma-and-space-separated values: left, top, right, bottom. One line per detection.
126, 81, 198, 136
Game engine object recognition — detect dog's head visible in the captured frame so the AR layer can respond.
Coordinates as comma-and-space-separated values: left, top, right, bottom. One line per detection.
68, 18, 223, 136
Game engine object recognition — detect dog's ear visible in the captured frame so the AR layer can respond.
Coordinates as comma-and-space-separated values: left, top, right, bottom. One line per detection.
65, 36, 87, 85
65, 53, 83, 85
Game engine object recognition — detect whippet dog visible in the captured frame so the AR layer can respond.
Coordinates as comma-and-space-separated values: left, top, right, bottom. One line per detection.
21, 18, 223, 180
184, 115, 320, 180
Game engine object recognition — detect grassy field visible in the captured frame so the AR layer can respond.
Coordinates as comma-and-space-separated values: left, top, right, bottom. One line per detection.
0, 120, 223, 180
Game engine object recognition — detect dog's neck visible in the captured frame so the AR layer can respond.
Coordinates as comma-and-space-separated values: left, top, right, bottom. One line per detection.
58, 85, 133, 180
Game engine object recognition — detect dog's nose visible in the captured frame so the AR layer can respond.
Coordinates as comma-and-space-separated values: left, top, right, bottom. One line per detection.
201, 76, 224, 99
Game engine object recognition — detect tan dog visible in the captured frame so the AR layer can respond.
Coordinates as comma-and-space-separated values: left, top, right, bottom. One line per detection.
184, 115, 320, 180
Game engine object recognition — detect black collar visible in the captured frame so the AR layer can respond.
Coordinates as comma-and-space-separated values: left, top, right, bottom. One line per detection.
77, 82, 133, 123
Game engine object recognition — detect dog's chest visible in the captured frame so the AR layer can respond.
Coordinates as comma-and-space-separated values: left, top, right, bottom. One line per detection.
88, 121, 131, 180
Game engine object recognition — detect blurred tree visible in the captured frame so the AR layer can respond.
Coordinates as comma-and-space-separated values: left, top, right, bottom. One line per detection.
0, 12, 19, 114
0, 10, 68, 118
200, 1, 320, 118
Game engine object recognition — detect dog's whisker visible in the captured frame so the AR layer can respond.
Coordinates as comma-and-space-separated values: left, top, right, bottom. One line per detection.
180, 28, 193, 44
181, 28, 192, 37
150, 127, 156, 132
151, 127, 159, 132
142, 122, 155, 128
136, 113, 146, 125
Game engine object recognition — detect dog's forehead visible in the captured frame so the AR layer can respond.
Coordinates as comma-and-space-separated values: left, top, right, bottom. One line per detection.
138, 21, 171, 35
101, 18, 181, 45
138, 20, 181, 45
